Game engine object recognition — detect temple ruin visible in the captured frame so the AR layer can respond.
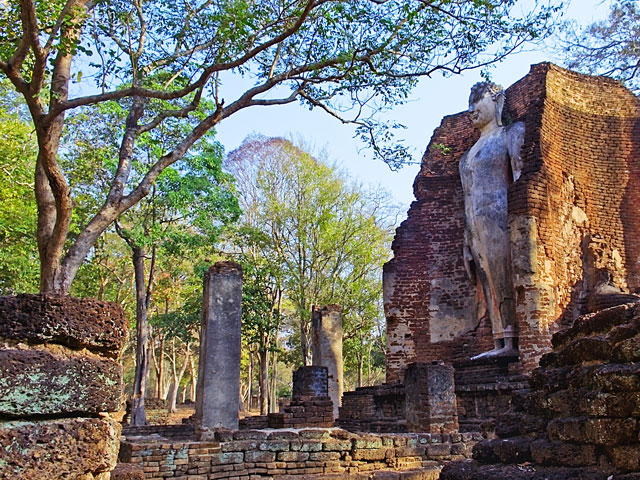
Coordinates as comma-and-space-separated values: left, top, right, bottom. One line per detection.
384, 62, 640, 375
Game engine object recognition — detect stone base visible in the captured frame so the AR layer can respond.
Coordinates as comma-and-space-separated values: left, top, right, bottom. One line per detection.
120, 428, 478, 479
299, 467, 442, 479
111, 463, 145, 480
0, 416, 121, 479
439, 460, 630, 480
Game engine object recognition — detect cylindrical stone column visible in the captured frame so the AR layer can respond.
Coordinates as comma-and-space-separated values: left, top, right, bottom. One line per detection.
195, 261, 242, 434
311, 304, 343, 418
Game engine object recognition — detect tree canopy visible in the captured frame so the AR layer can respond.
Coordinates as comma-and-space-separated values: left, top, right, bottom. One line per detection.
561, 0, 640, 93
0, 88, 38, 294
0, 0, 560, 295
226, 135, 395, 372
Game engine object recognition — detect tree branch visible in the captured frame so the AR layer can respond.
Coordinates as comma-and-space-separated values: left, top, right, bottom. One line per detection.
136, 87, 204, 134
43, 0, 82, 55
54, 0, 324, 115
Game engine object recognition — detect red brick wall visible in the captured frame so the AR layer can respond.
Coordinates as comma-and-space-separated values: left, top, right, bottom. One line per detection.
385, 63, 640, 381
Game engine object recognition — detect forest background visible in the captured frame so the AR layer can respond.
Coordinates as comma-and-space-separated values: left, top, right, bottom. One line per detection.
1, 0, 636, 423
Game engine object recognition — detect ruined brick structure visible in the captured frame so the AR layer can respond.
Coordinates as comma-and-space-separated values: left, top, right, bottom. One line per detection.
384, 63, 640, 381
440, 301, 640, 479
338, 362, 459, 435
267, 366, 334, 428
235, 366, 335, 430
120, 427, 480, 479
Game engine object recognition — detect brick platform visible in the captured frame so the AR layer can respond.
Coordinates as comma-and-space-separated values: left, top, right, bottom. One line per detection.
119, 428, 480, 479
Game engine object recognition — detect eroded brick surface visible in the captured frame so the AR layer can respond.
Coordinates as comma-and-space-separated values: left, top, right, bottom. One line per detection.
0, 348, 122, 417
0, 294, 127, 358
0, 295, 127, 480
0, 416, 121, 479
443, 303, 640, 478
384, 63, 640, 380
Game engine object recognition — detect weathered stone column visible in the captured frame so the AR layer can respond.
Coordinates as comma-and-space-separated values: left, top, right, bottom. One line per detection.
195, 261, 242, 434
0, 294, 127, 479
312, 304, 343, 418
404, 362, 459, 434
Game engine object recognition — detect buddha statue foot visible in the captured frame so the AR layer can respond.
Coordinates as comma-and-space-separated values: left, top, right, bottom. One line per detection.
470, 345, 518, 361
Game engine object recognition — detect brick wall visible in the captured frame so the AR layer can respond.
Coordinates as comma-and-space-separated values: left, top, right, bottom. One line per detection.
384, 63, 640, 380
120, 428, 480, 479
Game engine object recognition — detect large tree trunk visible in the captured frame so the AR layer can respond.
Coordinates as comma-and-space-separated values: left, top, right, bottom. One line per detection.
35, 122, 72, 294
30, 2, 88, 295
130, 246, 152, 426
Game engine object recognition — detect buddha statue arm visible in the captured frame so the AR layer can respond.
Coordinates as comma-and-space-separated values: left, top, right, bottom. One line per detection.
506, 121, 526, 181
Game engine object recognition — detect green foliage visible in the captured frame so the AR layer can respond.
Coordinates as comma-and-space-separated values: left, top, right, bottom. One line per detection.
152, 310, 199, 344
3, 0, 560, 167
62, 96, 240, 254
561, 0, 640, 93
430, 142, 451, 156
1, 0, 560, 295
0, 87, 38, 294
69, 233, 135, 311
240, 254, 282, 354
226, 135, 396, 371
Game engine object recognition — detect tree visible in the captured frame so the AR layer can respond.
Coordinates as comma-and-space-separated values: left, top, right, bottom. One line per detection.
226, 135, 395, 368
561, 0, 640, 93
1, 0, 559, 294
63, 94, 239, 424
240, 255, 283, 415
151, 308, 200, 413
111, 138, 238, 425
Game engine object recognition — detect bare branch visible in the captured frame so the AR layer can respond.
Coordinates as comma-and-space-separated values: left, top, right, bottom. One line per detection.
137, 86, 204, 134
133, 0, 146, 60
55, 0, 324, 114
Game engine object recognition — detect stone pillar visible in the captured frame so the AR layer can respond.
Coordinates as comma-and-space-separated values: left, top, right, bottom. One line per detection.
195, 261, 242, 434
0, 294, 127, 479
404, 362, 459, 434
312, 304, 343, 418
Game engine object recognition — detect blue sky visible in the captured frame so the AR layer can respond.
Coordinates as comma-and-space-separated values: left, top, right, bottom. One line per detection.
215, 0, 612, 213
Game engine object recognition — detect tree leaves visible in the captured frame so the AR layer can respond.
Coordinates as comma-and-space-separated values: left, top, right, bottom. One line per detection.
561, 0, 640, 93
226, 134, 396, 368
